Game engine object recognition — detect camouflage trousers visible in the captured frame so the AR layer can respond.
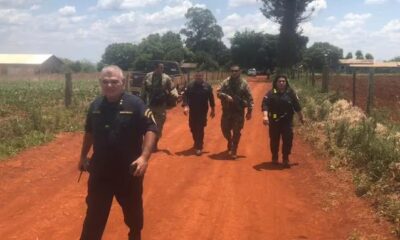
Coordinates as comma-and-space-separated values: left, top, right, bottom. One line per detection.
149, 105, 167, 140
221, 111, 245, 153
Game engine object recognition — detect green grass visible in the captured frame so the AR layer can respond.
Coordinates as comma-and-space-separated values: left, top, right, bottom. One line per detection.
0, 79, 100, 160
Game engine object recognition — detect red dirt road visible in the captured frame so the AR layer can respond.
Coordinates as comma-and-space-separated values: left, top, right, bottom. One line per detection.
0, 80, 395, 239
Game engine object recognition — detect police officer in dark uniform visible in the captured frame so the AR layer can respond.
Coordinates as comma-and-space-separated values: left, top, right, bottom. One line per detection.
182, 71, 215, 155
78, 65, 157, 240
262, 75, 304, 168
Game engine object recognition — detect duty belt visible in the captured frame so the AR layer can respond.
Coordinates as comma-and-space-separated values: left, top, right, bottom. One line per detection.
269, 112, 288, 122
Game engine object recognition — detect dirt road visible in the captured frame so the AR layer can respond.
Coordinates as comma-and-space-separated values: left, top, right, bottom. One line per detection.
0, 80, 395, 239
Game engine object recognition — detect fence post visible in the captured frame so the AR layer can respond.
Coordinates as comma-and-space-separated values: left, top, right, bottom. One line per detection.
366, 68, 375, 114
311, 70, 315, 87
352, 70, 357, 106
321, 65, 329, 93
65, 72, 72, 107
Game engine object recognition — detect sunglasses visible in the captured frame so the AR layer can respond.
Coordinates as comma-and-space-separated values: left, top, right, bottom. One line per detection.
231, 69, 240, 72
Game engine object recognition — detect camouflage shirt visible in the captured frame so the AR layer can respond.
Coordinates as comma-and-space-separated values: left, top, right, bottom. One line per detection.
217, 76, 254, 113
141, 72, 177, 106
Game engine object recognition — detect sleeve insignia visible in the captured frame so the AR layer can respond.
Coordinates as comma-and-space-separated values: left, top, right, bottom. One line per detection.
145, 109, 157, 125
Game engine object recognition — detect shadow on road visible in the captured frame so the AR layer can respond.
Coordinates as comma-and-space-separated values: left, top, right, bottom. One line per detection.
175, 148, 195, 156
208, 151, 245, 161
175, 148, 209, 156
157, 149, 173, 155
253, 161, 298, 171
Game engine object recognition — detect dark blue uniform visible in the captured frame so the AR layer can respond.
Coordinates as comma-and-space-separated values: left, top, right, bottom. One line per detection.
262, 87, 301, 163
80, 92, 157, 240
182, 80, 215, 150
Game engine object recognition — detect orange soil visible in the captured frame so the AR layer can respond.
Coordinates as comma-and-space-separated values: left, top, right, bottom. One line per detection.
0, 79, 395, 239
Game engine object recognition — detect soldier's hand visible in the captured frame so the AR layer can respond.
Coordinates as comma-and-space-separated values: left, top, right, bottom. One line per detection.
225, 95, 234, 103
210, 109, 215, 118
183, 106, 189, 116
78, 156, 90, 172
130, 156, 148, 177
263, 116, 269, 125
246, 111, 252, 120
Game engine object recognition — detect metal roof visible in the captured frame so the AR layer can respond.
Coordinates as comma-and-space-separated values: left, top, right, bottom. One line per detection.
0, 54, 54, 65
349, 61, 400, 68
339, 59, 374, 65
180, 63, 198, 69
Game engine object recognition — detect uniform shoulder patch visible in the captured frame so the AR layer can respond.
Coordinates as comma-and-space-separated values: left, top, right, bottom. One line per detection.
144, 108, 157, 125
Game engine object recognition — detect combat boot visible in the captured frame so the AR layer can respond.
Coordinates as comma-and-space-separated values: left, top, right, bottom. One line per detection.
231, 148, 237, 159
272, 154, 278, 164
282, 154, 290, 168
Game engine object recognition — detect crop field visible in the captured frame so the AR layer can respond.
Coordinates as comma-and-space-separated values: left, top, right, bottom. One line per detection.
0, 76, 100, 159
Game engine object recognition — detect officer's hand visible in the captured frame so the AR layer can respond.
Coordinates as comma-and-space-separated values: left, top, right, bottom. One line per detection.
210, 109, 215, 118
78, 157, 90, 172
130, 156, 148, 177
183, 106, 189, 116
225, 95, 234, 103
263, 116, 269, 126
246, 111, 252, 120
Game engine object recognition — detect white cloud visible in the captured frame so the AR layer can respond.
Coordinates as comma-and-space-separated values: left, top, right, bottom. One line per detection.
0, 0, 42, 8
30, 4, 40, 10
326, 16, 336, 21
301, 14, 400, 61
364, 0, 386, 4
221, 12, 279, 46
337, 13, 371, 28
96, 0, 161, 10
378, 19, 400, 45
0, 9, 31, 24
228, 0, 258, 8
305, 0, 327, 17
58, 6, 76, 16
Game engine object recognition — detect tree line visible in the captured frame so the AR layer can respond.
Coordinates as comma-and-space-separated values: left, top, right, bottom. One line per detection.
63, 1, 400, 74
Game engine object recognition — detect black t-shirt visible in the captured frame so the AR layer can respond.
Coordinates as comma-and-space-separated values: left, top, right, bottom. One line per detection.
182, 80, 215, 116
261, 88, 301, 122
85, 92, 158, 176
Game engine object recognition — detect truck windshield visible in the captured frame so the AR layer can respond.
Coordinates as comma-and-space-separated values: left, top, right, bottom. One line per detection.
145, 61, 180, 75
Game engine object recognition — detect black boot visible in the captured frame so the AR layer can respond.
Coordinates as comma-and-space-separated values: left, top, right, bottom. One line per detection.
272, 154, 278, 164
282, 154, 290, 168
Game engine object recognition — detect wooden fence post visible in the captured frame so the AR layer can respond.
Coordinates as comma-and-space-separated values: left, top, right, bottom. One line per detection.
366, 68, 375, 114
310, 70, 314, 87
352, 71, 357, 106
65, 72, 72, 107
321, 65, 329, 93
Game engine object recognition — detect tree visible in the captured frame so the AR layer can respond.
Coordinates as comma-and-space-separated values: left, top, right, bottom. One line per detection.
345, 52, 353, 59
100, 43, 137, 70
133, 31, 188, 70
390, 56, 400, 61
230, 30, 278, 72
260, 0, 314, 69
365, 53, 374, 60
303, 42, 343, 72
355, 50, 364, 60
62, 59, 96, 73
180, 7, 227, 68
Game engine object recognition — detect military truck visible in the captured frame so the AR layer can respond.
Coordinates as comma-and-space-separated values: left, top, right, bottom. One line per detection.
126, 60, 188, 104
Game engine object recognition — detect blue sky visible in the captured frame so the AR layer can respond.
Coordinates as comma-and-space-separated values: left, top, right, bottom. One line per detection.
0, 0, 399, 62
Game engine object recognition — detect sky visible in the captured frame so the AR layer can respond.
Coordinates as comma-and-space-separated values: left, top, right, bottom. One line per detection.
0, 0, 399, 62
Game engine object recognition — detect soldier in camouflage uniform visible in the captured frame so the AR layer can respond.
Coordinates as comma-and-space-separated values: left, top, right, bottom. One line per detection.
141, 63, 178, 151
217, 65, 254, 159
